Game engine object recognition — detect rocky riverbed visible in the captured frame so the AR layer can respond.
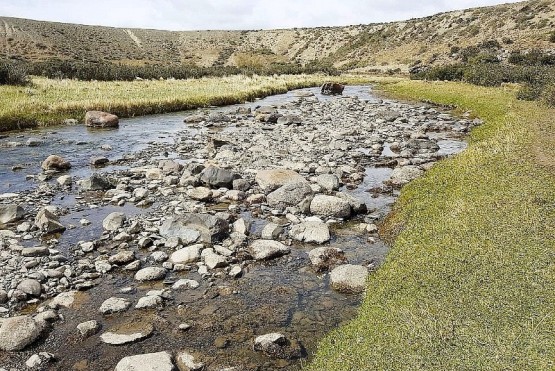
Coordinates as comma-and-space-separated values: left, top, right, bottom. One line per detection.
0, 86, 480, 370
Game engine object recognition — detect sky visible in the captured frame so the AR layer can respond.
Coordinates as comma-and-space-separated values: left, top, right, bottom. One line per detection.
0, 0, 524, 31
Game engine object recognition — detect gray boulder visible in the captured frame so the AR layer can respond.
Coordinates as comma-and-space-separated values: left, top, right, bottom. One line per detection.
16, 279, 42, 297
310, 195, 351, 218
388, 166, 424, 187
277, 114, 302, 125
135, 267, 167, 282
250, 240, 290, 260
41, 155, 71, 171
314, 174, 340, 192
159, 214, 229, 244
255, 169, 306, 193
0, 204, 24, 224
289, 221, 330, 244
329, 264, 369, 293
200, 166, 237, 188
35, 208, 65, 234
267, 182, 313, 209
85, 110, 119, 128
0, 316, 46, 351
103, 212, 126, 231
80, 173, 115, 191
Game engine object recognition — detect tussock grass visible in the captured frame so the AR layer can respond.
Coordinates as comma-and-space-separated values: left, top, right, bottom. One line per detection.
308, 81, 555, 370
0, 74, 369, 132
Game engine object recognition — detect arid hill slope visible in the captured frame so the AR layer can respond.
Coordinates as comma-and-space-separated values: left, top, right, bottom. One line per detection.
0, 0, 553, 71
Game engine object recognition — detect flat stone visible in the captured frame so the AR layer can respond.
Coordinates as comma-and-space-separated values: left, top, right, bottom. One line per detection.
172, 279, 200, 290
99, 297, 131, 314
170, 244, 202, 264
100, 323, 154, 345
109, 251, 135, 265
21, 246, 49, 257
250, 240, 290, 260
135, 295, 163, 309
176, 351, 205, 371
115, 352, 174, 371
135, 267, 167, 282
200, 166, 237, 188
329, 264, 369, 293
255, 169, 306, 193
289, 221, 330, 244
187, 187, 213, 201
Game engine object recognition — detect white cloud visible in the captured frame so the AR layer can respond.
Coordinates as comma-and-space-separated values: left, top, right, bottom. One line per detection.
0, 0, 524, 30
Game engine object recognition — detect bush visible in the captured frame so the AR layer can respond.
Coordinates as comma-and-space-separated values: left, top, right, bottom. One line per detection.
540, 83, 555, 107
550, 31, 555, 43
516, 83, 543, 101
0, 60, 29, 85
463, 64, 505, 86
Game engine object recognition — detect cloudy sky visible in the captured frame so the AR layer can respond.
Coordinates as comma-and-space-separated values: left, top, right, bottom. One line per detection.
0, 0, 523, 30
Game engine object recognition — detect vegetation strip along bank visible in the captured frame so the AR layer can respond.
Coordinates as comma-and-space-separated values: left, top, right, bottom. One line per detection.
308, 80, 555, 370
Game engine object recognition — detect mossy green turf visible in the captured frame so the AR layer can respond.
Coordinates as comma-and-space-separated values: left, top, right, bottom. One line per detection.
308, 81, 555, 370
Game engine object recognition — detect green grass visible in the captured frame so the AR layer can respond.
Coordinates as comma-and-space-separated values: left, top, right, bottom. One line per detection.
308, 80, 555, 370
0, 74, 372, 132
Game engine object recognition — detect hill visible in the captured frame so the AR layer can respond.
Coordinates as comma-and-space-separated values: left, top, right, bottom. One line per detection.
0, 0, 554, 72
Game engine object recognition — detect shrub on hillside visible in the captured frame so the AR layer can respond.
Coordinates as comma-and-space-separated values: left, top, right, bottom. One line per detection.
540, 83, 555, 107
0, 60, 29, 85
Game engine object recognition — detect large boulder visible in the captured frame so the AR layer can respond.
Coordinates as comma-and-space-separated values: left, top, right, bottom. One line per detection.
289, 221, 330, 244
255, 169, 306, 193
102, 212, 126, 231
85, 110, 119, 128
41, 155, 71, 171
134, 267, 167, 282
250, 240, 290, 260
310, 195, 351, 218
329, 264, 369, 293
115, 351, 174, 371
170, 245, 202, 265
321, 82, 345, 95
267, 182, 313, 209
0, 316, 46, 351
35, 208, 65, 234
0, 204, 24, 224
79, 173, 115, 191
159, 214, 229, 244
200, 166, 237, 189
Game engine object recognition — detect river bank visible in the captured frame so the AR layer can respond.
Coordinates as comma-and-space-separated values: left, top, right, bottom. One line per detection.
308, 81, 555, 370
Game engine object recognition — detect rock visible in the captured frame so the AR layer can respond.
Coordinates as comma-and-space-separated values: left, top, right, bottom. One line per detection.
254, 333, 287, 351
308, 247, 346, 271
100, 323, 154, 345
0, 204, 24, 224
135, 267, 167, 281
41, 155, 71, 171
310, 195, 351, 218
103, 212, 126, 231
26, 138, 42, 147
135, 295, 163, 309
321, 82, 345, 95
0, 316, 45, 351
50, 291, 79, 308
159, 159, 183, 174
172, 279, 200, 290
289, 221, 330, 244
277, 114, 302, 126
90, 156, 109, 166
255, 169, 306, 193
85, 110, 119, 128
184, 114, 206, 123
21, 246, 49, 257
388, 166, 424, 186
35, 208, 65, 233
329, 264, 369, 293
314, 174, 340, 192
146, 168, 162, 180
25, 353, 54, 368
267, 182, 313, 209
232, 179, 251, 191
250, 240, 290, 260
115, 352, 174, 371
232, 218, 249, 235
109, 251, 135, 265
200, 166, 237, 188
187, 187, 212, 201
16, 279, 42, 297
0, 290, 7, 304
99, 297, 131, 314
203, 251, 228, 269
160, 214, 229, 244
77, 320, 101, 338
208, 112, 230, 123
176, 350, 205, 371
170, 245, 202, 264
229, 265, 242, 278
335, 192, 367, 215
261, 223, 283, 240
56, 175, 73, 187
80, 173, 115, 191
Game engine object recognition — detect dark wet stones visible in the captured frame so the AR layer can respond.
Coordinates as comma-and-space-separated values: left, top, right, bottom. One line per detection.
85, 110, 119, 128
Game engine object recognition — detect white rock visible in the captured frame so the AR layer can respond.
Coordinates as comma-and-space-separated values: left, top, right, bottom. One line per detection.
289, 221, 330, 244
310, 195, 351, 218
102, 212, 126, 231
99, 297, 131, 314
135, 295, 163, 309
170, 245, 202, 264
0, 316, 45, 351
176, 350, 205, 371
250, 240, 290, 260
329, 264, 369, 293
77, 320, 101, 337
115, 352, 174, 371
